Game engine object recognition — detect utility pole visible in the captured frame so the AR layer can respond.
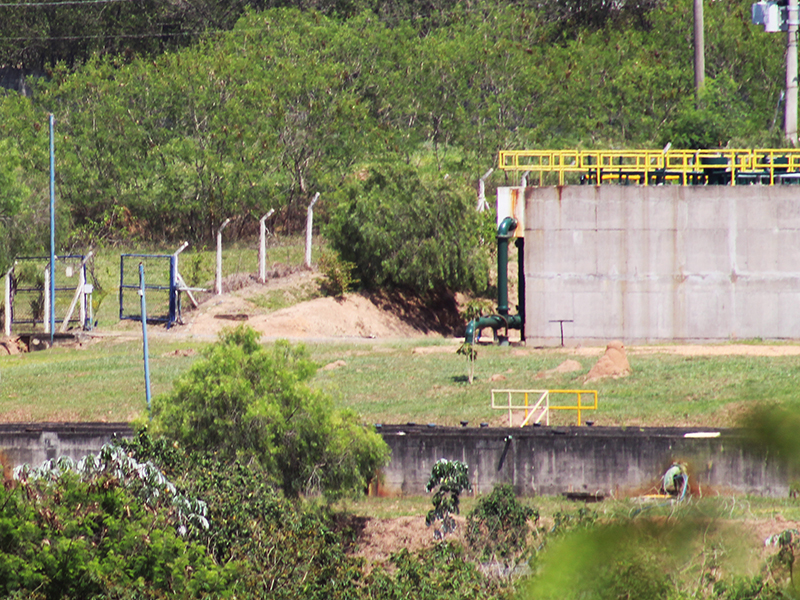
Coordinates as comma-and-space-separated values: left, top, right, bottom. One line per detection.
787, 0, 798, 144
694, 0, 705, 103
752, 0, 799, 144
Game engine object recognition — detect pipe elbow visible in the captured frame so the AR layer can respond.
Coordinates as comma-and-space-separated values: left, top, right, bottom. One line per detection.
497, 216, 517, 238
464, 320, 477, 345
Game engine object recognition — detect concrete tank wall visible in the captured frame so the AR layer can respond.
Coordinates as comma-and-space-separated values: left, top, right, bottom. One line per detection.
378, 425, 790, 498
0, 423, 133, 468
0, 423, 788, 498
522, 186, 800, 343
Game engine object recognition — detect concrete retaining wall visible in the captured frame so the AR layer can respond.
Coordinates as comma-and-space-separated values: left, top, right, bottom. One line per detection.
0, 423, 133, 468
0, 423, 788, 499
378, 425, 790, 498
522, 186, 800, 343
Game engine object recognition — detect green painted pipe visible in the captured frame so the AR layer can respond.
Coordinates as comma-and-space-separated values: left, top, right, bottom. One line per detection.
516, 236, 525, 342
464, 217, 523, 346
465, 314, 523, 345
496, 216, 517, 317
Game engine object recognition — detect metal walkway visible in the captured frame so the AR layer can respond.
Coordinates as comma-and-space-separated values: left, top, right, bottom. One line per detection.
498, 149, 800, 186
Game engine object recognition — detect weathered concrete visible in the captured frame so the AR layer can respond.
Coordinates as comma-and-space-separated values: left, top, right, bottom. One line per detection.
0, 422, 133, 467
0, 423, 789, 499
522, 186, 800, 343
377, 425, 790, 498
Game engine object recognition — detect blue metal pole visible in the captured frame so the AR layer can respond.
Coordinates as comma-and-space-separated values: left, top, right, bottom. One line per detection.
49, 114, 55, 344
139, 263, 152, 420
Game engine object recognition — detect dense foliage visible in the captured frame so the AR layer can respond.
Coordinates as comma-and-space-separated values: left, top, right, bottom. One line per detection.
1, 451, 229, 599
425, 458, 471, 538
0, 0, 786, 271
152, 325, 390, 499
326, 165, 492, 296
466, 483, 538, 564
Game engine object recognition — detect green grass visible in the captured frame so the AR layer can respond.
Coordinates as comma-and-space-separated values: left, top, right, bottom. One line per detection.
311, 343, 800, 428
0, 337, 198, 422
5, 235, 800, 428
3, 336, 800, 426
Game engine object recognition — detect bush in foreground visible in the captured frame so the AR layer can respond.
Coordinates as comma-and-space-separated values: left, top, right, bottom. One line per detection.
152, 325, 390, 499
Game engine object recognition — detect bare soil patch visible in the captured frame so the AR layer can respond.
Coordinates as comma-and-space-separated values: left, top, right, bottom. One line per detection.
174, 270, 463, 340
342, 513, 468, 569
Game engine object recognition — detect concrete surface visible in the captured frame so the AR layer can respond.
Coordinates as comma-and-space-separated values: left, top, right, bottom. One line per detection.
378, 424, 789, 498
0, 422, 133, 467
0, 423, 789, 498
521, 185, 800, 343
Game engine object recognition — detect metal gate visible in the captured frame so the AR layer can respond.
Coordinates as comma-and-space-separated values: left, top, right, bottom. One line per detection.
3, 255, 91, 336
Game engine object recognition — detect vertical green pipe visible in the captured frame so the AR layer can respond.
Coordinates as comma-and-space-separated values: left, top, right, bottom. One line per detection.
496, 217, 517, 317
497, 236, 509, 317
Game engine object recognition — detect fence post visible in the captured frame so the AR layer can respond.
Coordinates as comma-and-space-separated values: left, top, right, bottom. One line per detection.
3, 265, 12, 337
215, 219, 231, 295
477, 168, 493, 212
259, 209, 275, 283
79, 263, 86, 328
173, 241, 189, 275
305, 193, 320, 269
43, 264, 50, 334
172, 242, 188, 324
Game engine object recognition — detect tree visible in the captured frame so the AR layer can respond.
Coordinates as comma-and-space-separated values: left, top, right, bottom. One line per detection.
466, 484, 537, 567
1, 449, 226, 599
152, 324, 390, 499
425, 458, 471, 539
326, 164, 491, 298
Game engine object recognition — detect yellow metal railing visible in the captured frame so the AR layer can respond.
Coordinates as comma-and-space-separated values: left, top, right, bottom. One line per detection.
498, 149, 800, 186
491, 389, 598, 427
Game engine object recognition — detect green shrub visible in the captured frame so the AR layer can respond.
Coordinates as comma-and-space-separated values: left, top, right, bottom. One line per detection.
152, 324, 390, 499
425, 459, 471, 539
326, 165, 490, 298
466, 484, 538, 563
319, 250, 358, 297
1, 462, 227, 599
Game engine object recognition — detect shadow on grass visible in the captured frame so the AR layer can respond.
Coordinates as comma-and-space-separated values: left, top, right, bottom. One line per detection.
451, 375, 471, 383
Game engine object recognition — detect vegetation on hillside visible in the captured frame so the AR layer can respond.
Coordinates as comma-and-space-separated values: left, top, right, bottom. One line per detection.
0, 0, 786, 277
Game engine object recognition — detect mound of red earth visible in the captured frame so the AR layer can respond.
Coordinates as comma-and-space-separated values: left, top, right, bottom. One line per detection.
585, 340, 632, 382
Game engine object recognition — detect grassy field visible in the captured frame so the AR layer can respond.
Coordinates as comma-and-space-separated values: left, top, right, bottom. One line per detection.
311, 342, 800, 428
4, 235, 800, 427
2, 333, 800, 427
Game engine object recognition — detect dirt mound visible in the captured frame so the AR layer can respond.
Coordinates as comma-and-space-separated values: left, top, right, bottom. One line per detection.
346, 514, 466, 568
177, 271, 463, 340
247, 294, 444, 339
585, 340, 631, 382
535, 359, 583, 379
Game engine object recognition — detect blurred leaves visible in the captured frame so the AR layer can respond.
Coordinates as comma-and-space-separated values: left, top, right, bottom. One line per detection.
740, 402, 800, 470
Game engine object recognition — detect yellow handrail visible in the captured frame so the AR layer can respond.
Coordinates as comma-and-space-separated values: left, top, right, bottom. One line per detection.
498, 149, 800, 186
491, 389, 598, 426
